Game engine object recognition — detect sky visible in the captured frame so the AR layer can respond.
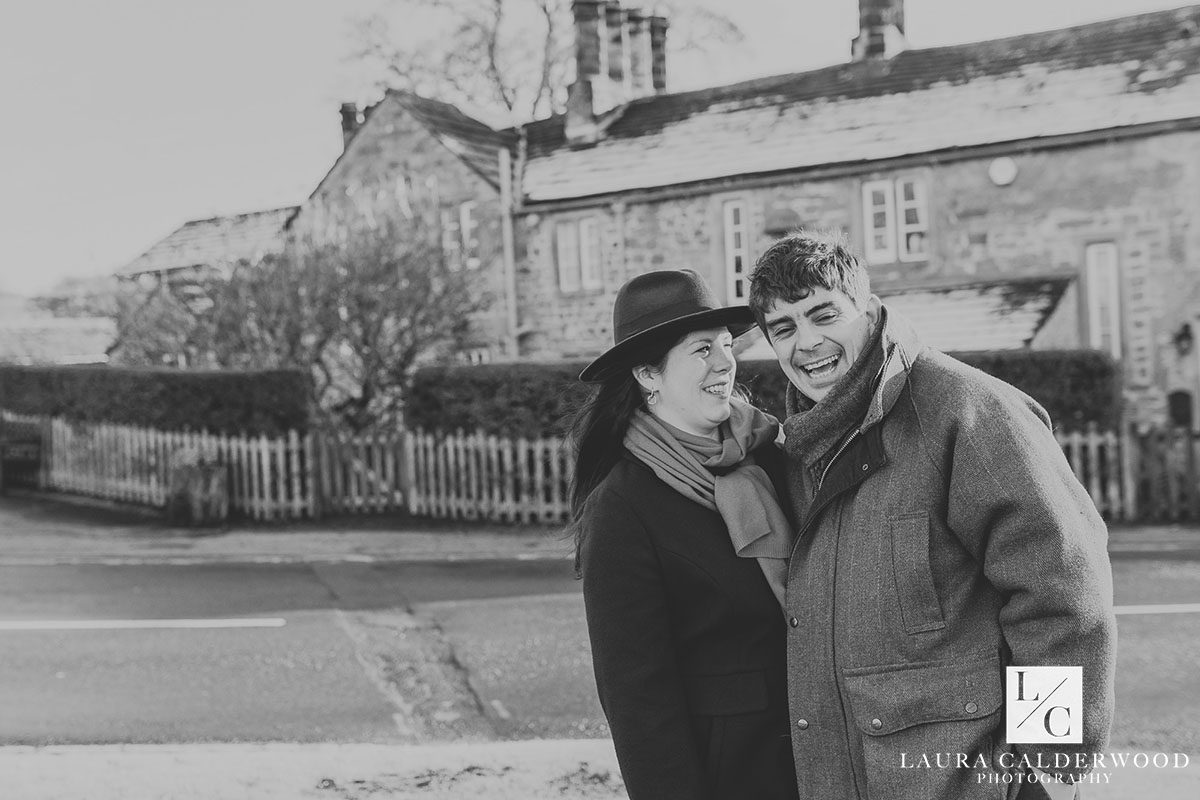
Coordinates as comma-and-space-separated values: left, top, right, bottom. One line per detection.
0, 0, 1189, 298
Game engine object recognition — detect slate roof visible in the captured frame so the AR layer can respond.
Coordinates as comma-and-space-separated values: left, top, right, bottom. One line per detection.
117, 206, 297, 277
391, 91, 517, 189
0, 296, 115, 365
519, 4, 1200, 202
735, 275, 1071, 360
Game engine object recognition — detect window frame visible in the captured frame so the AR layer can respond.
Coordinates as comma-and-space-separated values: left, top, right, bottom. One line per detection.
554, 220, 582, 293
862, 179, 898, 265
895, 177, 929, 263
554, 215, 603, 294
440, 207, 462, 271
458, 201, 481, 270
1084, 241, 1123, 360
722, 199, 750, 302
861, 176, 929, 265
578, 217, 602, 290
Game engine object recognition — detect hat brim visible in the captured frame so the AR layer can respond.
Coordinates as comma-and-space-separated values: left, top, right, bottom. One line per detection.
578, 306, 757, 383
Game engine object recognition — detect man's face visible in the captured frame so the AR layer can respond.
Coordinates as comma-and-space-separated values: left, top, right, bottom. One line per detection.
762, 288, 881, 403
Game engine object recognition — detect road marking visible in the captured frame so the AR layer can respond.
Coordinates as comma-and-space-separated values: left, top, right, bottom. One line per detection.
1114, 603, 1200, 616
418, 592, 581, 611
0, 618, 287, 631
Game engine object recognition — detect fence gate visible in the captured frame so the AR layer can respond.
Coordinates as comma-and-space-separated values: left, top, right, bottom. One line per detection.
0, 412, 45, 490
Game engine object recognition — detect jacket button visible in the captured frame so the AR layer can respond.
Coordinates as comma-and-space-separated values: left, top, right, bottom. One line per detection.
796, 719, 809, 730
789, 616, 799, 628
861, 464, 869, 471
965, 702, 978, 714
870, 718, 883, 730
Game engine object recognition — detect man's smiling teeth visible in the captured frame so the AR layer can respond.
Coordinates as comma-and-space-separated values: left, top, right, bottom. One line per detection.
801, 355, 839, 374
702, 383, 729, 396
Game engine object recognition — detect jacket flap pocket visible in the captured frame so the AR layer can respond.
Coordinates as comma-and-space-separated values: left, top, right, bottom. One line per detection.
684, 670, 768, 716
842, 656, 1002, 736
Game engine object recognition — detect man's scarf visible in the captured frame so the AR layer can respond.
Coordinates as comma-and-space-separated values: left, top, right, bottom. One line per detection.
782, 308, 890, 504
623, 398, 793, 613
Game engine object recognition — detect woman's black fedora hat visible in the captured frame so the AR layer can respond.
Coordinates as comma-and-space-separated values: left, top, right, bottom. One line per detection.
579, 269, 755, 382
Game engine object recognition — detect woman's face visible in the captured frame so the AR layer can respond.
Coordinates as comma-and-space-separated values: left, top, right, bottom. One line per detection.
637, 326, 736, 439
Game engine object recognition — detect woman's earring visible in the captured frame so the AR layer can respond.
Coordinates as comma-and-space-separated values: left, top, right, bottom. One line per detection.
646, 390, 659, 406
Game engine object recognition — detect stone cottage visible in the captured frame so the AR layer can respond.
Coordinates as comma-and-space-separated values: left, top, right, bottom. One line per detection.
509, 0, 1200, 427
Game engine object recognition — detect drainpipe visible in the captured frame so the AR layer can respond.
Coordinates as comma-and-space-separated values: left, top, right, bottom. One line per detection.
499, 146, 519, 359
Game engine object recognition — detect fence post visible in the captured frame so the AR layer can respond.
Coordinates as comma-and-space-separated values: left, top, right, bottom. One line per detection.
1187, 429, 1200, 521
1120, 421, 1137, 521
0, 411, 6, 494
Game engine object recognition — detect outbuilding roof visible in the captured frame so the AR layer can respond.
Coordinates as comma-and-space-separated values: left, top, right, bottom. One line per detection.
117, 206, 297, 277
391, 91, 517, 189
519, 4, 1200, 203
0, 295, 115, 365
736, 275, 1071, 360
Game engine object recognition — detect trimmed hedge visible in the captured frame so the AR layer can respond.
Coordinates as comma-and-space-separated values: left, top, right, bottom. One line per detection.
742, 350, 1121, 428
0, 365, 311, 435
408, 349, 1120, 437
950, 349, 1121, 429
406, 362, 594, 437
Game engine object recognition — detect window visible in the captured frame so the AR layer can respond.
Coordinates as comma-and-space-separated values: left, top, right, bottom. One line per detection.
555, 217, 602, 292
440, 201, 481, 271
578, 218, 601, 289
440, 208, 462, 270
862, 177, 928, 264
723, 200, 749, 301
460, 347, 492, 365
459, 201, 480, 269
1085, 242, 1122, 360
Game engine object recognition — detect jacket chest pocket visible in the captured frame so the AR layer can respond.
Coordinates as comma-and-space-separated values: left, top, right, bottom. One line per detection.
890, 512, 946, 634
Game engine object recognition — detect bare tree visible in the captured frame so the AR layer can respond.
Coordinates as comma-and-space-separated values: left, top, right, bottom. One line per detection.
110, 287, 200, 367
198, 206, 487, 432
349, 0, 744, 122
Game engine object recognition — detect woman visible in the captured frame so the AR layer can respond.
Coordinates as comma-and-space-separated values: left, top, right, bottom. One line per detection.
571, 269, 799, 800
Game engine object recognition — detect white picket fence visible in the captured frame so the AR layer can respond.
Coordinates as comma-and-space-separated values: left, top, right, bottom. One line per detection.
1, 410, 571, 523
4, 409, 1185, 524
2, 411, 317, 521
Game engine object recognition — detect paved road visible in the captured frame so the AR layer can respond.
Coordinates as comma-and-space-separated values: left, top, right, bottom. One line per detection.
0, 560, 581, 745
1, 555, 1198, 796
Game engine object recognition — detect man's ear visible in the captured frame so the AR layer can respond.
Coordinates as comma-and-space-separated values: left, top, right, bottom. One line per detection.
864, 294, 882, 327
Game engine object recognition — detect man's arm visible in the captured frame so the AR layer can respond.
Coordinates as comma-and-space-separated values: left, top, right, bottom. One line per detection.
941, 384, 1117, 775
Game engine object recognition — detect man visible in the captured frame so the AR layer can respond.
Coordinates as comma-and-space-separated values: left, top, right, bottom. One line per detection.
747, 230, 1116, 800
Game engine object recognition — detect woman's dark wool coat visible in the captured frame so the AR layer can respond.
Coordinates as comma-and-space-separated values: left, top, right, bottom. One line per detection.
579, 446, 799, 800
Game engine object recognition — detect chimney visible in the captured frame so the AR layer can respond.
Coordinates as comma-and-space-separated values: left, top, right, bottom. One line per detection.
340, 102, 362, 149
627, 10, 653, 94
649, 15, 668, 93
566, 0, 608, 145
567, 1, 664, 145
606, 2, 631, 95
852, 0, 906, 60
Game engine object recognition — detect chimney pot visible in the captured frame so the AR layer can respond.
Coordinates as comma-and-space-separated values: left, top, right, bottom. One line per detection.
571, 0, 608, 83
627, 11, 653, 94
605, 2, 630, 93
649, 15, 669, 93
340, 102, 361, 149
852, 0, 907, 60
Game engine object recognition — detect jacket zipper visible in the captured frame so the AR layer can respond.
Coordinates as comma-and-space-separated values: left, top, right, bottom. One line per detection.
812, 431, 868, 799
816, 429, 860, 494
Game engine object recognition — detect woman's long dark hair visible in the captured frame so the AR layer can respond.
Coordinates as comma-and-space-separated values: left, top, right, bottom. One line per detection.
568, 340, 674, 575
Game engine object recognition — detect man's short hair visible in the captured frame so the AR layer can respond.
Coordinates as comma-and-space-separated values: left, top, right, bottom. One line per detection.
748, 229, 871, 330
